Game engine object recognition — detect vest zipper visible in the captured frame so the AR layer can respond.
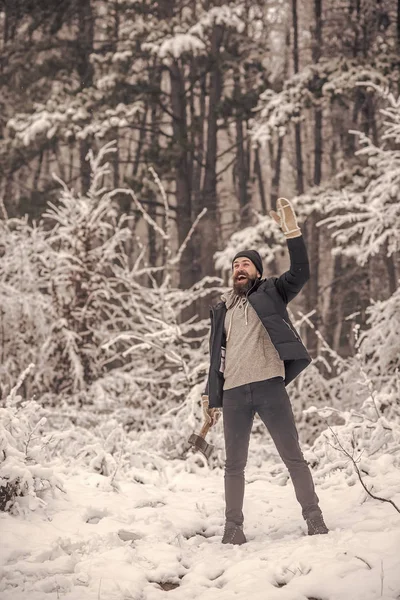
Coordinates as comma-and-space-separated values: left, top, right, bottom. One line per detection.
283, 318, 300, 340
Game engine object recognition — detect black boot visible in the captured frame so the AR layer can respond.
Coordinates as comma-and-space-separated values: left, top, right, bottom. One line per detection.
222, 522, 247, 545
306, 512, 329, 535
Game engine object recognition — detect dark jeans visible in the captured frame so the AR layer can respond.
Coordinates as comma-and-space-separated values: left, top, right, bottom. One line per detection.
222, 377, 321, 526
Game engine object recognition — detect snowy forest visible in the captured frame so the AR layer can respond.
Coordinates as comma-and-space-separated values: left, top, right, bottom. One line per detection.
1, 1, 400, 599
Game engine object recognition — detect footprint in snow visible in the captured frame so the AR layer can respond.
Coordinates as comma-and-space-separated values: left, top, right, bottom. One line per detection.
273, 562, 312, 587
134, 499, 166, 509
84, 507, 108, 524
117, 529, 142, 542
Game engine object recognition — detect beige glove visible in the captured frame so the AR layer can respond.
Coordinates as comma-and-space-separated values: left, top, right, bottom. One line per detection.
270, 197, 301, 239
201, 395, 222, 426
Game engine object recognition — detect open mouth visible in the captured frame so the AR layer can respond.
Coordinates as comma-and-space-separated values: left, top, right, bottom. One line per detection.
236, 275, 248, 281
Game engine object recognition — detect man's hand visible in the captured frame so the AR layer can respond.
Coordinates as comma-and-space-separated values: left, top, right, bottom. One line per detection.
270, 197, 301, 239
201, 395, 222, 426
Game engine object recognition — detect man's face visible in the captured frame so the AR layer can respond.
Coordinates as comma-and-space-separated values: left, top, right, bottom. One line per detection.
232, 257, 260, 296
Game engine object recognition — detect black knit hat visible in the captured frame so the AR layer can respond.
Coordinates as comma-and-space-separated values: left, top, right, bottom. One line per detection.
232, 250, 263, 277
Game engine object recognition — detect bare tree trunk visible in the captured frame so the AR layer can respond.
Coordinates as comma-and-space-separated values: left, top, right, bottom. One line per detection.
192, 71, 206, 211
331, 257, 344, 352
3, 0, 20, 44
234, 75, 250, 225
147, 97, 159, 283
292, 0, 304, 196
196, 23, 224, 307
76, 0, 94, 195
169, 59, 194, 289
190, 68, 206, 289
304, 0, 323, 356
270, 137, 284, 206
133, 104, 149, 177
268, 28, 289, 208
397, 0, 400, 52
254, 143, 267, 214
384, 240, 398, 295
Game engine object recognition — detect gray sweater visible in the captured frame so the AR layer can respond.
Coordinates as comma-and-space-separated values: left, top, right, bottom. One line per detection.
221, 290, 285, 390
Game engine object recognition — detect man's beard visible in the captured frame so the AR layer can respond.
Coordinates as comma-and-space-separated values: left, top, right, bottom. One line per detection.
233, 277, 256, 297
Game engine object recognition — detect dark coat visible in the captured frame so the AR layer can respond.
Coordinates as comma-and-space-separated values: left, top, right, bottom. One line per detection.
204, 236, 312, 408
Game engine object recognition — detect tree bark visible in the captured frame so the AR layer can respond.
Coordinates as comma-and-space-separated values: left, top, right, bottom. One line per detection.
190, 68, 206, 288
169, 59, 194, 289
197, 23, 224, 301
234, 75, 250, 225
254, 143, 267, 214
398, 0, 400, 52
292, 0, 304, 195
270, 137, 284, 207
76, 0, 94, 195
304, 0, 323, 356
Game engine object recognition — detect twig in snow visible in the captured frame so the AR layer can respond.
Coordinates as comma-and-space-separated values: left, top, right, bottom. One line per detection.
327, 425, 400, 514
354, 555, 372, 569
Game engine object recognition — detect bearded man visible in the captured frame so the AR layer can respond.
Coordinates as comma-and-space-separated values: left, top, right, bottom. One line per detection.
202, 198, 328, 545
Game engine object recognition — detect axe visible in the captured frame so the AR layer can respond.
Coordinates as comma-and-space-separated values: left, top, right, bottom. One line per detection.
188, 420, 213, 460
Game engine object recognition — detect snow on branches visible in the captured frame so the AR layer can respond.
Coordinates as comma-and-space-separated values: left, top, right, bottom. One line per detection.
304, 393, 400, 508
0, 142, 218, 430
0, 365, 62, 514
8, 93, 142, 146
251, 84, 400, 266
318, 85, 400, 263
142, 4, 246, 62
252, 58, 391, 143
356, 285, 400, 386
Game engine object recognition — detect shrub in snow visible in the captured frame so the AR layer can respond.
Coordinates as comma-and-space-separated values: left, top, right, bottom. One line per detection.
33, 144, 143, 393
0, 207, 51, 397
0, 366, 62, 513
291, 294, 400, 447
304, 388, 400, 512
0, 143, 222, 463
306, 389, 400, 469
0, 144, 219, 414
302, 318, 400, 493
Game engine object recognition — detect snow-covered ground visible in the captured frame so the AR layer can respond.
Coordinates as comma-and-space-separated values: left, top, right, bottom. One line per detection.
1, 444, 400, 600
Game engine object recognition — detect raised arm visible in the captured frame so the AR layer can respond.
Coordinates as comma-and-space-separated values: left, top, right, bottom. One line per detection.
270, 198, 310, 304
275, 236, 310, 304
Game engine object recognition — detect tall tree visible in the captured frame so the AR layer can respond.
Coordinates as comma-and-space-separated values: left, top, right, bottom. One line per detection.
304, 0, 323, 356
291, 0, 304, 195
76, 0, 95, 194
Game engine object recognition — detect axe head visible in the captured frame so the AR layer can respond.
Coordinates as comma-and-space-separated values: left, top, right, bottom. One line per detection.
188, 432, 214, 460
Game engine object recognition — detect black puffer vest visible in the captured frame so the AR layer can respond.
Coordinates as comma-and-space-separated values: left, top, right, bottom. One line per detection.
204, 236, 312, 408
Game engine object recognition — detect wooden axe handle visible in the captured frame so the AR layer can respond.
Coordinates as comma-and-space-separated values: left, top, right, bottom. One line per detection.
199, 420, 212, 438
